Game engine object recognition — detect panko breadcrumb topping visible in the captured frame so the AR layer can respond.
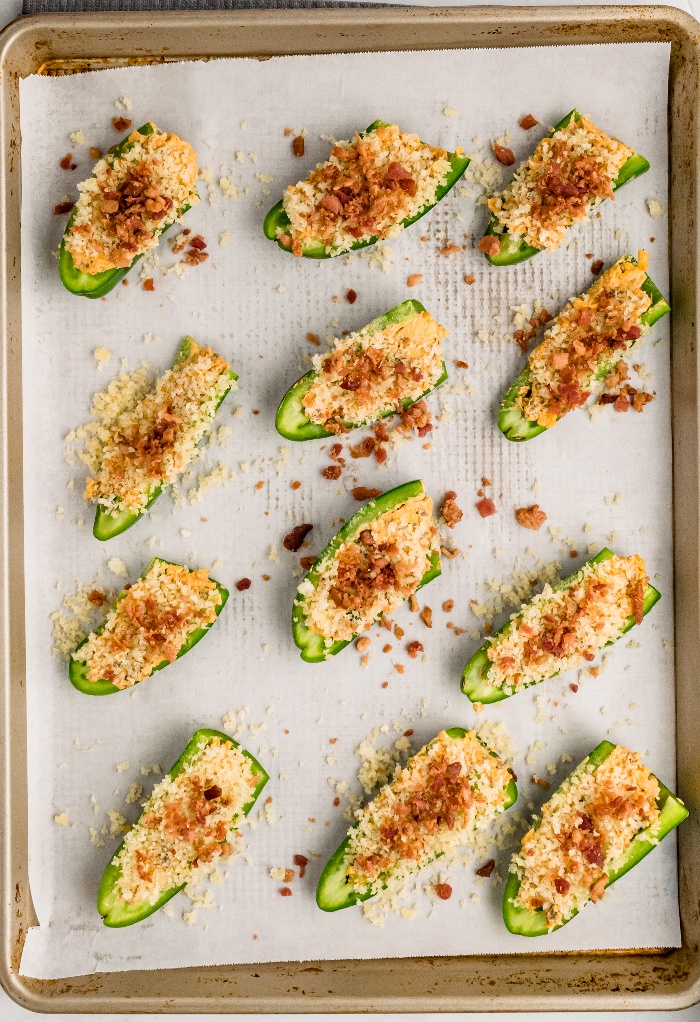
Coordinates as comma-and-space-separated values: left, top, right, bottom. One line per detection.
65, 123, 199, 273
512, 745, 659, 928
303, 311, 447, 433
486, 554, 648, 693
298, 493, 438, 643
345, 730, 512, 895
85, 339, 231, 516
488, 114, 633, 251
282, 124, 452, 256
75, 560, 221, 689
114, 737, 257, 905
521, 254, 652, 427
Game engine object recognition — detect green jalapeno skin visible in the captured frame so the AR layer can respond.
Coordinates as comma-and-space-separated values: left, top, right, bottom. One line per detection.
481, 110, 650, 267
461, 548, 660, 704
91, 336, 236, 540
59, 122, 198, 298
292, 480, 440, 663
316, 727, 517, 911
264, 120, 470, 258
502, 740, 688, 936
498, 269, 670, 443
69, 557, 228, 695
97, 728, 268, 926
275, 299, 447, 441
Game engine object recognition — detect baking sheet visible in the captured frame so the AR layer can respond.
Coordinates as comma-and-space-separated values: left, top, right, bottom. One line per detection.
17, 42, 676, 980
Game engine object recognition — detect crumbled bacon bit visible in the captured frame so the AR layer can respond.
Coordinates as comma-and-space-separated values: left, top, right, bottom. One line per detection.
515, 504, 547, 531
514, 308, 549, 353
143, 278, 155, 292
570, 549, 578, 558
283, 523, 313, 552
204, 785, 222, 801
464, 274, 476, 285
454, 359, 469, 369
493, 144, 516, 166
333, 796, 340, 806
408, 596, 419, 613
478, 235, 501, 256
441, 244, 461, 256
254, 480, 264, 490
112, 116, 133, 132
591, 259, 604, 275
87, 589, 105, 606
407, 274, 423, 287
476, 859, 496, 878
442, 490, 463, 528
236, 578, 252, 591
346, 289, 357, 304
476, 497, 497, 518
435, 883, 452, 900
533, 775, 550, 790
381, 681, 389, 689
306, 332, 320, 345
89, 146, 102, 160
292, 135, 305, 157
294, 854, 309, 877
321, 465, 342, 480
554, 876, 570, 895
300, 556, 316, 571
519, 114, 538, 130
356, 637, 371, 653
420, 606, 433, 628
407, 640, 424, 658
570, 683, 579, 693
589, 874, 608, 902
399, 399, 432, 437
54, 201, 75, 215
189, 235, 207, 251
60, 153, 76, 171
329, 443, 345, 464
280, 887, 292, 897
394, 624, 405, 639
383, 644, 393, 653
351, 486, 381, 501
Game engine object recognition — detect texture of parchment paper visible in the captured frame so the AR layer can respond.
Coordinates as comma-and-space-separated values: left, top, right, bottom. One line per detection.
18, 42, 675, 979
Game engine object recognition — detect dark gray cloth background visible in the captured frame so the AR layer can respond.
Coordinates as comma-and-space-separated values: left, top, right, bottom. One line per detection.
23, 1, 390, 12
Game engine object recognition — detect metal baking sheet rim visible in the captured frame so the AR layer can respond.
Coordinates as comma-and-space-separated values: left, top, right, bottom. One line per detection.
1, 4, 699, 1013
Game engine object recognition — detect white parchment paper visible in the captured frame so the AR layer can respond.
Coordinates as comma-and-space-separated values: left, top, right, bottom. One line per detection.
18, 42, 676, 980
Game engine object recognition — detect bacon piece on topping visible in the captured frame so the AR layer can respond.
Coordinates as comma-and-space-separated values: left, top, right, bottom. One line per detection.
478, 235, 501, 256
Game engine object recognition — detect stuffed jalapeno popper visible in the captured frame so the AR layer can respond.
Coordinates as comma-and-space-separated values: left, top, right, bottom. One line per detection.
70, 558, 228, 695
293, 480, 440, 662
59, 122, 199, 297
316, 727, 517, 911
97, 729, 268, 926
503, 741, 687, 936
85, 337, 235, 540
264, 120, 469, 258
499, 253, 669, 442
479, 109, 648, 265
276, 300, 448, 441
461, 549, 659, 704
